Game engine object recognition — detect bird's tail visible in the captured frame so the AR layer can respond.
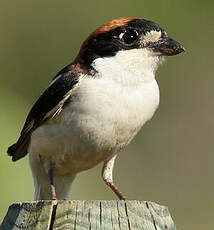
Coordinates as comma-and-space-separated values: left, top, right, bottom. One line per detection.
7, 135, 30, 161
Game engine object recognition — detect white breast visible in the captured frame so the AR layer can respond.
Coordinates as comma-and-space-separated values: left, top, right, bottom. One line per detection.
30, 49, 160, 174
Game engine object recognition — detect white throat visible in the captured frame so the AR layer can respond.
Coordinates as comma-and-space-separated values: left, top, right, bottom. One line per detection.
92, 49, 162, 86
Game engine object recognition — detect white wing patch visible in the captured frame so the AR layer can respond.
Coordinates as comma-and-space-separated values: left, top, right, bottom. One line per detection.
44, 81, 81, 121
44, 89, 73, 120
49, 74, 62, 86
22, 120, 35, 134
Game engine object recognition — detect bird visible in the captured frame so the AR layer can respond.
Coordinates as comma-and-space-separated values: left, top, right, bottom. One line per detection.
7, 17, 184, 200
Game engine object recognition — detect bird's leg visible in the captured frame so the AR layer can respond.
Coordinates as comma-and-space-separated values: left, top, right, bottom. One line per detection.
102, 154, 126, 200
47, 164, 57, 200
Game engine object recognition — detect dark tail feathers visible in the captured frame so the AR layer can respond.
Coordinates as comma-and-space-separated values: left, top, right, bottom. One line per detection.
7, 135, 30, 161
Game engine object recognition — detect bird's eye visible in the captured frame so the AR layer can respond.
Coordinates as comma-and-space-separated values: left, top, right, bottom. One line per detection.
119, 30, 139, 45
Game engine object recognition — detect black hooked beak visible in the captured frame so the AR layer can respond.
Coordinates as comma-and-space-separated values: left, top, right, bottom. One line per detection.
149, 36, 185, 56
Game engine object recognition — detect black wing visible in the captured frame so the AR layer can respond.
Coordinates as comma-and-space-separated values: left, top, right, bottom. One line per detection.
7, 68, 79, 161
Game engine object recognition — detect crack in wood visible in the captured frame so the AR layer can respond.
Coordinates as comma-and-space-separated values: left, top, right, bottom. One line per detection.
88, 207, 91, 230
110, 212, 114, 229
146, 202, 157, 230
116, 201, 121, 230
99, 201, 102, 226
48, 201, 58, 230
124, 202, 131, 230
74, 202, 78, 230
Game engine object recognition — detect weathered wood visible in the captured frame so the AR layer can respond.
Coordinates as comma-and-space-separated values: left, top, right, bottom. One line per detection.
0, 200, 176, 230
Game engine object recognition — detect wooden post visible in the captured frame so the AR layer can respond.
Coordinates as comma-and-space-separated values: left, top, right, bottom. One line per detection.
0, 200, 176, 230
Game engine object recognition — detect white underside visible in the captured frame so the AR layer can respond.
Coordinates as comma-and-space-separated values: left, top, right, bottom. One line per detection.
29, 49, 161, 199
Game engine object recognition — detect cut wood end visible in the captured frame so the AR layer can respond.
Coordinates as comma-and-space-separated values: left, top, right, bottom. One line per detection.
0, 200, 176, 230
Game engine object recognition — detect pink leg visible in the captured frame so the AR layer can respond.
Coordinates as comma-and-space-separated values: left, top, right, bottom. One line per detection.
47, 166, 57, 200
102, 155, 126, 200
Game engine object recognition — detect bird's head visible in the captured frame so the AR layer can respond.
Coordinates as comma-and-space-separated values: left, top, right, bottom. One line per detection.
74, 17, 185, 79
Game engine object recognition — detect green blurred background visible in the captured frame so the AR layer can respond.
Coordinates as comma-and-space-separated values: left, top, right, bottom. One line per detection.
0, 0, 213, 229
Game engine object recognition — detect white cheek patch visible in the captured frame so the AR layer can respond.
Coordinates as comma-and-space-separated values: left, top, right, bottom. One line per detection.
142, 30, 162, 45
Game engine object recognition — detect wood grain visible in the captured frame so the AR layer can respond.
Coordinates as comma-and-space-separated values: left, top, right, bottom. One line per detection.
0, 200, 176, 230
